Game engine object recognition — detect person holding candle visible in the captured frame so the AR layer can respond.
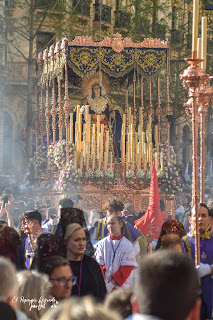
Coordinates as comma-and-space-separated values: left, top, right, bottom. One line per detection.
182, 203, 213, 320
95, 214, 138, 292
64, 223, 107, 301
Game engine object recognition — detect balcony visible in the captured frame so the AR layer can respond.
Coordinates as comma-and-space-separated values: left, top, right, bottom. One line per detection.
93, 4, 111, 24
35, 0, 66, 11
73, 0, 91, 17
114, 11, 131, 30
5, 0, 15, 7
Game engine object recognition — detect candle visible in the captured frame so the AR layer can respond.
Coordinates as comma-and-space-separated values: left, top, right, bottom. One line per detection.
155, 152, 159, 171
192, 0, 199, 53
197, 37, 201, 59
80, 152, 83, 170
86, 148, 89, 170
139, 107, 143, 130
128, 107, 131, 127
154, 125, 158, 146
126, 151, 129, 170
97, 115, 100, 157
201, 16, 207, 69
69, 113, 73, 144
92, 154, 95, 171
105, 130, 109, 164
132, 146, 135, 170
88, 114, 91, 147
160, 151, 164, 171
104, 152, 107, 171
100, 132, 103, 167
74, 150, 77, 169
144, 151, 147, 171
86, 105, 89, 123
110, 151, 113, 170
77, 105, 80, 119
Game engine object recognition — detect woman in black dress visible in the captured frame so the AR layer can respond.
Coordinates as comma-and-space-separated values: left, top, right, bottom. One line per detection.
64, 223, 106, 301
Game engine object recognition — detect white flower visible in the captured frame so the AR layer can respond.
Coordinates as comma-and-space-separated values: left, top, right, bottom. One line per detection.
126, 170, 135, 180
136, 169, 145, 181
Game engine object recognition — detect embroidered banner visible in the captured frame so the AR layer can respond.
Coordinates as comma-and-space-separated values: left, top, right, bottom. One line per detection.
68, 46, 167, 78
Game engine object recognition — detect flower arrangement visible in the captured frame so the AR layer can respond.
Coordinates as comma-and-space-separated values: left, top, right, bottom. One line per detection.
126, 170, 136, 181
158, 164, 183, 195
105, 169, 114, 182
48, 140, 75, 170
136, 169, 146, 182
85, 169, 94, 181
54, 162, 81, 192
157, 170, 164, 179
94, 169, 104, 181
33, 145, 47, 173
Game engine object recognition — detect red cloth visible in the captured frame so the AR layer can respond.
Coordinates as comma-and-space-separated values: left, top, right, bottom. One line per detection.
135, 160, 168, 239
112, 265, 133, 287
110, 234, 123, 240
100, 265, 106, 276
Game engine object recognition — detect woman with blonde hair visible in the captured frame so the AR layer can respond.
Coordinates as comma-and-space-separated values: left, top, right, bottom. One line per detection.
17, 270, 51, 320
40, 296, 122, 320
65, 223, 106, 300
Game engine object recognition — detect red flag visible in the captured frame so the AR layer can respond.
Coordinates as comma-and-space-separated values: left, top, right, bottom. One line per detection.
135, 160, 168, 240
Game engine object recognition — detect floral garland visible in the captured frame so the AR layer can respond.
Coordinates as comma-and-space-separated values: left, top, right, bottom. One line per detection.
48, 140, 75, 170
33, 145, 47, 173
54, 162, 82, 192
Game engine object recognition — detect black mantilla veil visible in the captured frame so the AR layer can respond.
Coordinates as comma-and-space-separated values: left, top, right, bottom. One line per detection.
55, 207, 94, 257
31, 233, 67, 271
0, 226, 24, 269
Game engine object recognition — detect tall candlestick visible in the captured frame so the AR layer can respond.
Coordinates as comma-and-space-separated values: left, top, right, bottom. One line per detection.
192, 0, 199, 53
201, 16, 207, 69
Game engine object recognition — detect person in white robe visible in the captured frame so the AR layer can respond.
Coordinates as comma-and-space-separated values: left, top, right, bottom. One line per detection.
95, 214, 138, 292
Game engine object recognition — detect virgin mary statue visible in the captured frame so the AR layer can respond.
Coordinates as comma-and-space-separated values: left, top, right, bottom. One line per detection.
80, 72, 123, 158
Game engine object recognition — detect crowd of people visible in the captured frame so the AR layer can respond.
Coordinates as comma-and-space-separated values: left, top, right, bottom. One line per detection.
0, 183, 213, 320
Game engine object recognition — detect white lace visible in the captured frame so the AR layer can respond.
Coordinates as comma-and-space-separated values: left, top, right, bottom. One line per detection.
87, 95, 108, 113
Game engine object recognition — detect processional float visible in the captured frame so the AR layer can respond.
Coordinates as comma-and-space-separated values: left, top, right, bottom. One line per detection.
34, 34, 176, 213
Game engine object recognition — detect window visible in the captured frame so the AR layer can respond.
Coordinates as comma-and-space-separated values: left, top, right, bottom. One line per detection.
36, 32, 55, 55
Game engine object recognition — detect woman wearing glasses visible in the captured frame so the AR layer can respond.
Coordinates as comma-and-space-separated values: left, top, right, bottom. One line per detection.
95, 214, 138, 292
43, 256, 76, 301
65, 223, 106, 301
